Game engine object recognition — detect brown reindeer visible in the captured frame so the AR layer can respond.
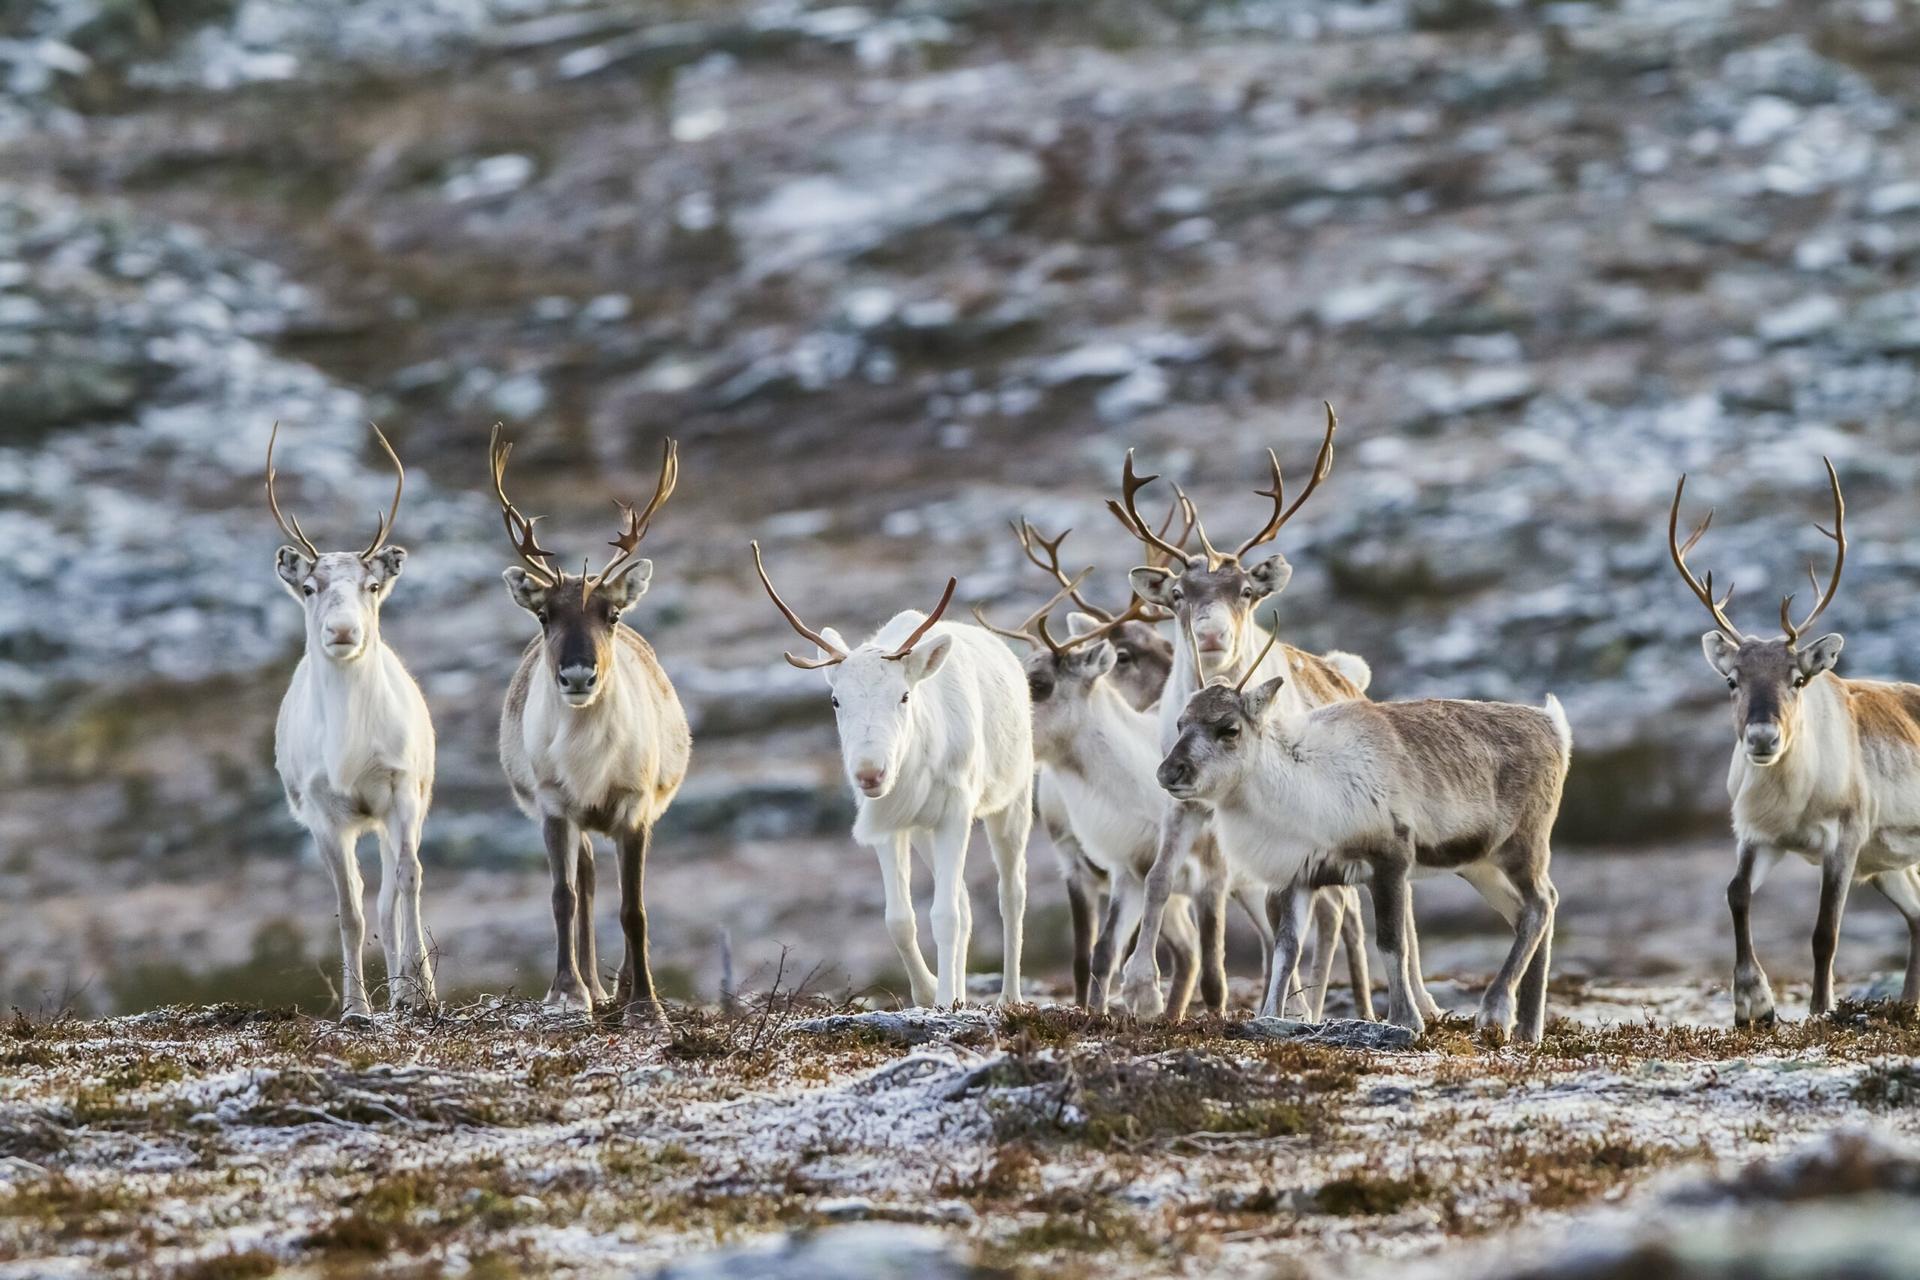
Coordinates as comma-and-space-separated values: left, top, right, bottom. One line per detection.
1668, 458, 1920, 1025
491, 427, 690, 1022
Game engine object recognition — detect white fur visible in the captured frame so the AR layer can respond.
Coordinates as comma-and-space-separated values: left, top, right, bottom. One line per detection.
817, 614, 1034, 1006
1121, 616, 1357, 1017
273, 549, 436, 1019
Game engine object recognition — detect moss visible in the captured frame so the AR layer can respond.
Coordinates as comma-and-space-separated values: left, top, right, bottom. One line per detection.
1314, 1170, 1440, 1216
1854, 1063, 1920, 1108
170, 1249, 280, 1279
993, 1049, 1327, 1150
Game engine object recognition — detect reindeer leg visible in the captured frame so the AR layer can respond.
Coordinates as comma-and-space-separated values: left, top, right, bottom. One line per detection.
1122, 802, 1206, 1020
984, 792, 1031, 1006
372, 824, 401, 1005
1261, 880, 1315, 1019
1871, 869, 1920, 1006
1163, 896, 1202, 1020
1729, 841, 1782, 1027
876, 833, 938, 1007
387, 786, 435, 1010
613, 824, 662, 1024
1368, 842, 1425, 1037
315, 824, 372, 1022
541, 815, 592, 1012
1461, 855, 1552, 1046
1065, 865, 1098, 1008
577, 834, 611, 1005
1305, 888, 1343, 1021
929, 816, 973, 1006
1089, 880, 1139, 1013
1340, 885, 1376, 1021
1811, 825, 1864, 1018
1196, 868, 1231, 1016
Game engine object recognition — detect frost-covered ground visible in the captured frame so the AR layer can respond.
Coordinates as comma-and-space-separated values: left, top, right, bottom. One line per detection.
1, 989, 1918, 1278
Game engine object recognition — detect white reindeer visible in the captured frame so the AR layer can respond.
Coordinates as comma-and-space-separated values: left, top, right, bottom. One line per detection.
268, 422, 436, 1020
752, 543, 1034, 1006
1157, 636, 1571, 1044
1668, 460, 1920, 1024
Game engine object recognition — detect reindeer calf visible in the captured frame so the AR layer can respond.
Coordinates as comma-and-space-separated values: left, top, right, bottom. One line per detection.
1159, 647, 1570, 1043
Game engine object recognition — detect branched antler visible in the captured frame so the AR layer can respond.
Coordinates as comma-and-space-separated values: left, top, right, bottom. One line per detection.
489, 424, 558, 586
1779, 457, 1846, 650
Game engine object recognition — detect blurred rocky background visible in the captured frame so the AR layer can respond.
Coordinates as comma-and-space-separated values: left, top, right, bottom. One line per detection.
3, 0, 1920, 1013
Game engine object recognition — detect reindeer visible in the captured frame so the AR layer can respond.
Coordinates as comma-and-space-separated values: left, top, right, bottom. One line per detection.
268, 422, 436, 1020
491, 427, 690, 1021
1105, 406, 1386, 1021
1157, 634, 1571, 1043
1003, 516, 1180, 1007
1668, 459, 1920, 1025
988, 519, 1371, 1018
752, 543, 1033, 1007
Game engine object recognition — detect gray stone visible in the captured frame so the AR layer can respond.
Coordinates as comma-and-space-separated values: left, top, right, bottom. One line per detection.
654, 1223, 986, 1279
791, 1010, 992, 1046
1230, 1017, 1417, 1051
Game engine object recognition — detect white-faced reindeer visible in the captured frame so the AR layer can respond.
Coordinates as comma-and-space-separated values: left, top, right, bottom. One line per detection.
1106, 407, 1381, 1021
268, 422, 436, 1020
492, 428, 690, 1021
987, 519, 1371, 1019
1157, 636, 1571, 1043
752, 543, 1034, 1007
1669, 460, 1920, 1025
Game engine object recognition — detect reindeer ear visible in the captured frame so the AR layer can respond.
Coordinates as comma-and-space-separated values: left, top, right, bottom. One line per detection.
1797, 633, 1843, 678
1129, 566, 1177, 608
1701, 632, 1739, 676
503, 567, 549, 614
901, 634, 952, 683
602, 561, 652, 613
276, 546, 314, 597
1065, 612, 1102, 637
368, 545, 407, 582
1243, 675, 1288, 722
1247, 554, 1293, 601
1073, 640, 1117, 680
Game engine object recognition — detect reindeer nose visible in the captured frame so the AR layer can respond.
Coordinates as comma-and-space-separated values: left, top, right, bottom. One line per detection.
558, 665, 598, 696
1746, 724, 1783, 756
855, 766, 887, 792
326, 625, 359, 647
1157, 757, 1192, 791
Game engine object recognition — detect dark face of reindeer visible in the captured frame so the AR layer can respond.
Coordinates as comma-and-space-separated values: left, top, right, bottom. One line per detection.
1130, 555, 1293, 677
1157, 676, 1286, 801
1024, 616, 1172, 715
1702, 632, 1843, 766
505, 566, 651, 708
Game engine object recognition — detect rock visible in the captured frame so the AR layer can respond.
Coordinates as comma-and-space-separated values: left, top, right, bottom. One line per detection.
1756, 295, 1841, 345
791, 1010, 992, 1046
654, 1223, 988, 1279
1230, 1017, 1417, 1051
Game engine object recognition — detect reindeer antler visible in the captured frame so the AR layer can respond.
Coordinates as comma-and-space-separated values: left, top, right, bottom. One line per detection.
489, 424, 558, 586
265, 421, 320, 561
1235, 403, 1338, 560
750, 541, 850, 670
881, 577, 957, 660
1779, 456, 1846, 650
361, 423, 406, 560
267, 421, 408, 562
591, 438, 679, 594
1107, 451, 1195, 565
1666, 474, 1743, 641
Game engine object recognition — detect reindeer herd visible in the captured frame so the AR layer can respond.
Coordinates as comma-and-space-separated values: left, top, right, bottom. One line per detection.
263, 411, 1920, 1043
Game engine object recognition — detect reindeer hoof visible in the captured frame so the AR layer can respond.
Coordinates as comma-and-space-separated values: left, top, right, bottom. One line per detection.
544, 985, 594, 1013
340, 1009, 375, 1027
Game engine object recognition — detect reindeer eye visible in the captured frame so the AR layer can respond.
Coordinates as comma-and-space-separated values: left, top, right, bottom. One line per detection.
537, 609, 550, 625
900, 693, 910, 705
830, 696, 840, 709
1793, 675, 1808, 689
1241, 587, 1255, 599
1726, 676, 1737, 691
1219, 723, 1240, 739
1114, 650, 1132, 665
301, 583, 316, 597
